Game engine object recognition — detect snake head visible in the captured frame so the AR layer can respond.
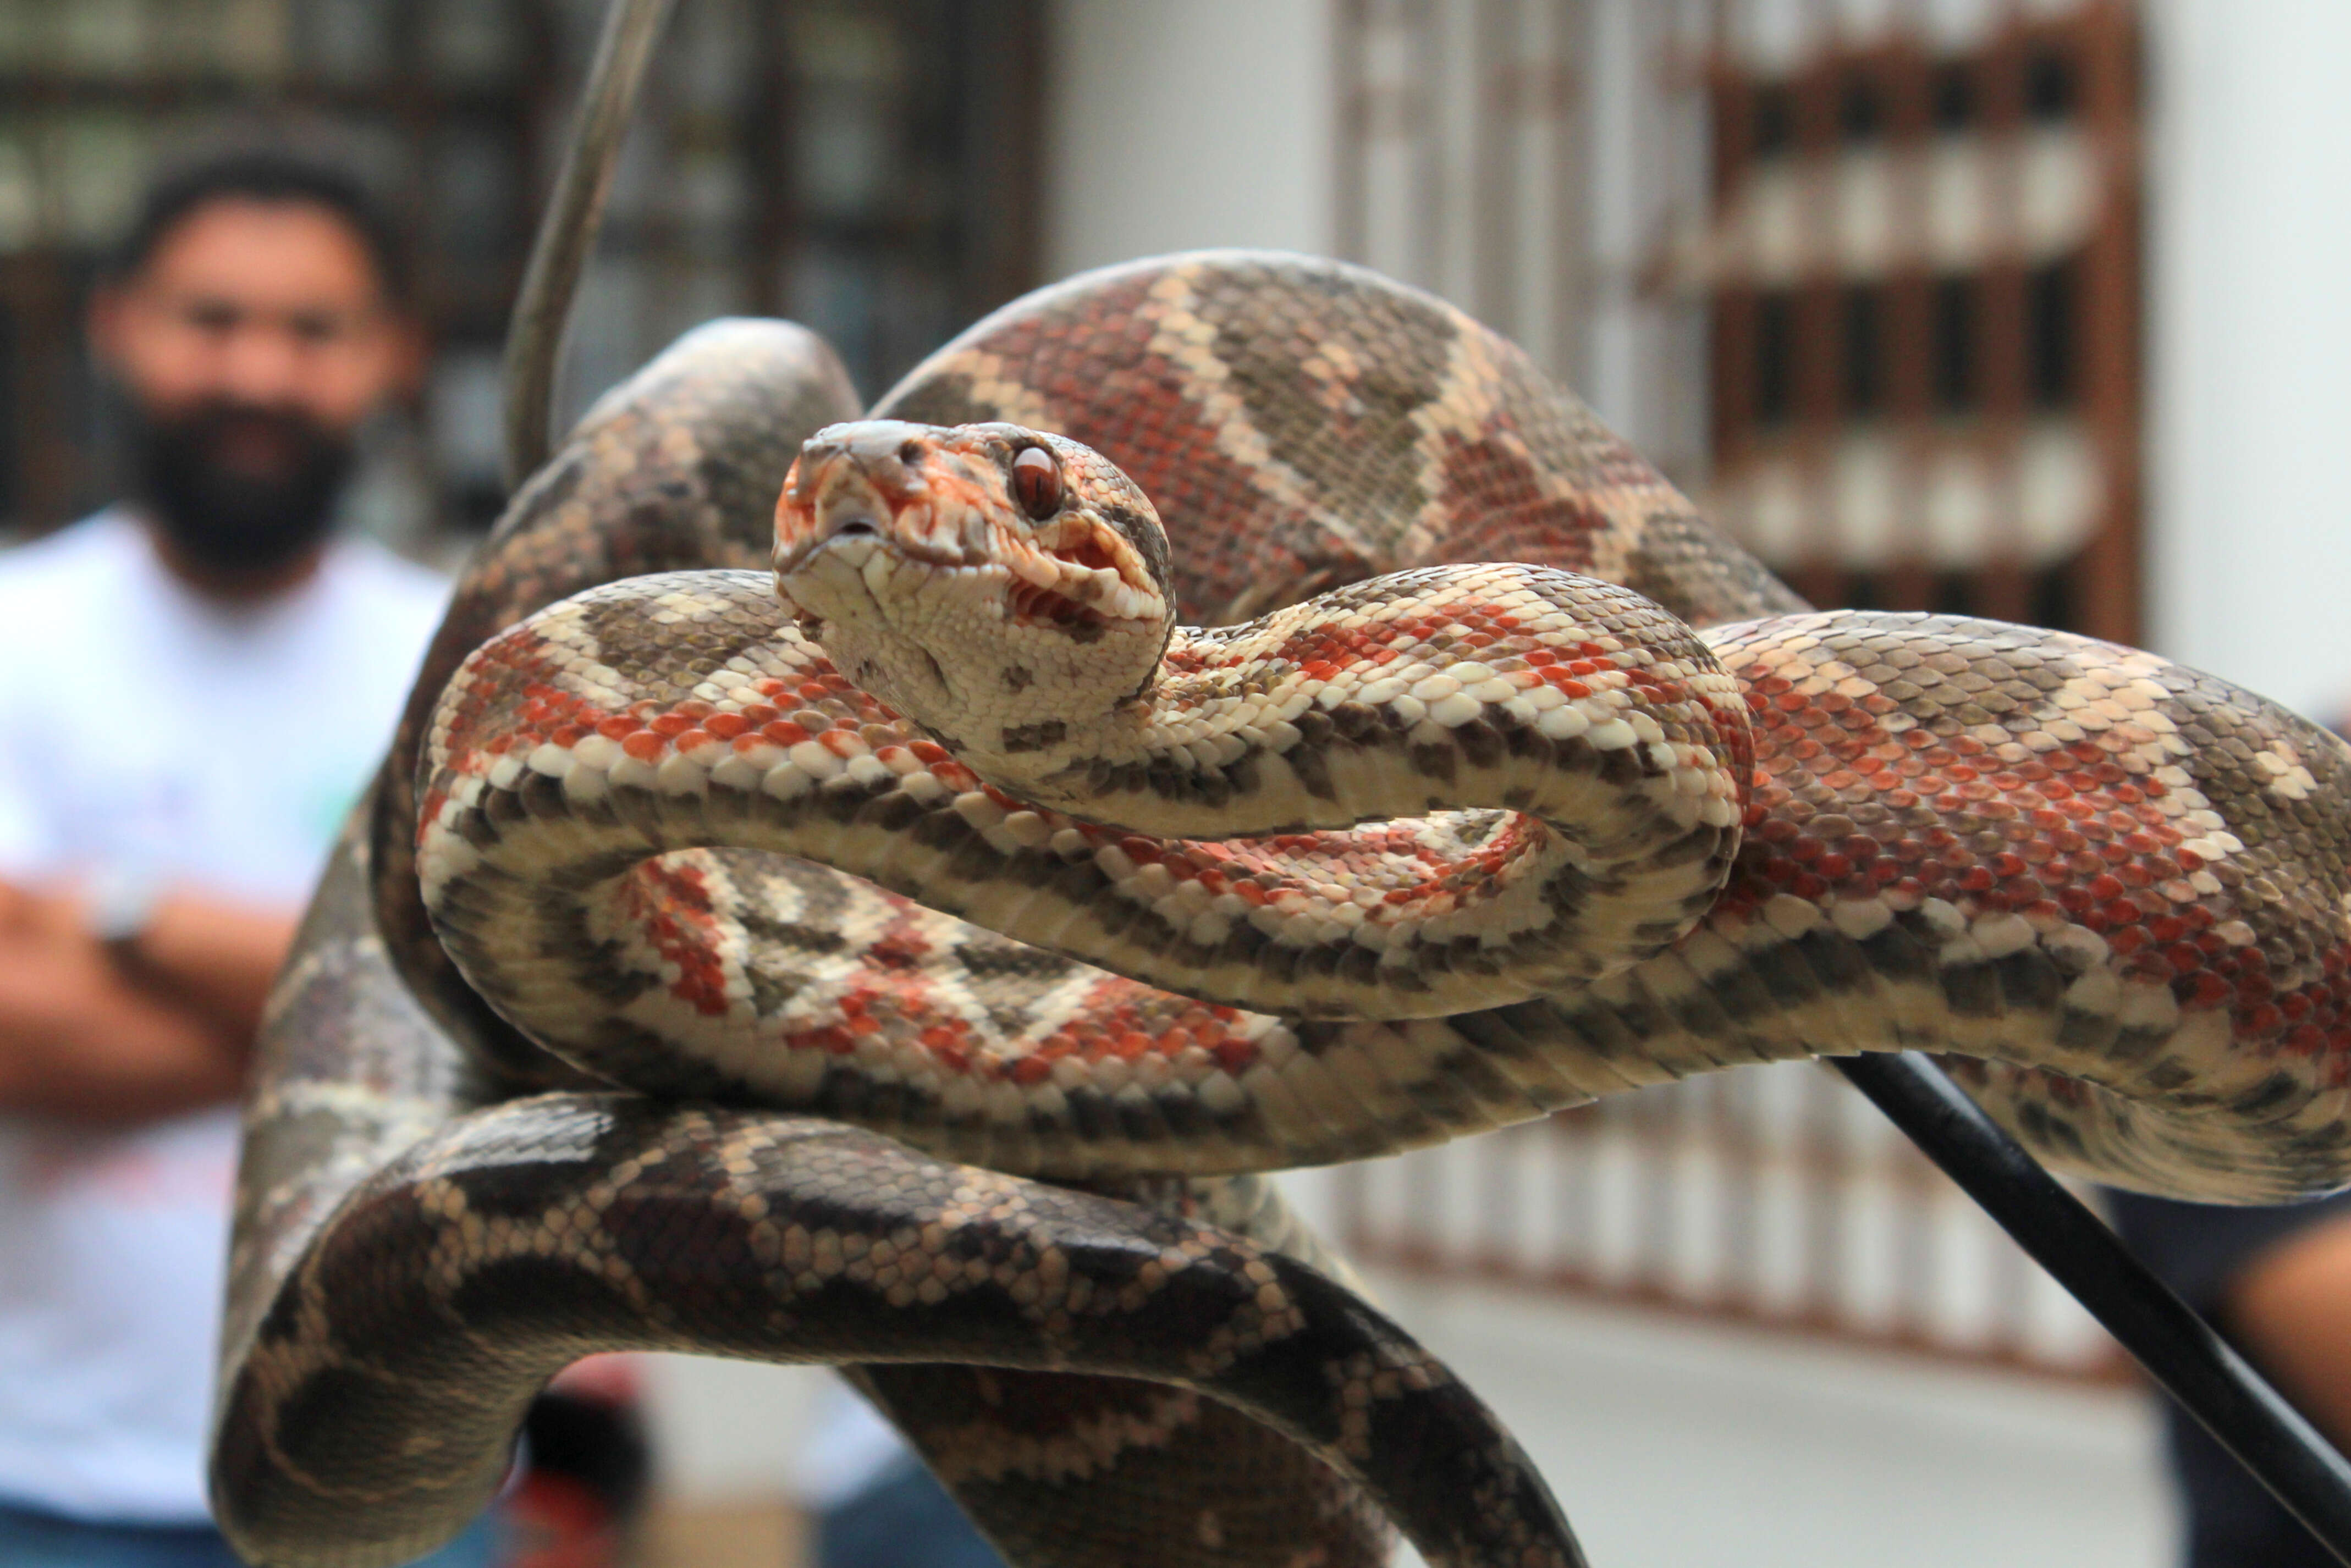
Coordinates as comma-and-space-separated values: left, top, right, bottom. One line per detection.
774, 420, 1175, 765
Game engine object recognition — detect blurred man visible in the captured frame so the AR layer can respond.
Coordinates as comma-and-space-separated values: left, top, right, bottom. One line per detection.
0, 150, 472, 1566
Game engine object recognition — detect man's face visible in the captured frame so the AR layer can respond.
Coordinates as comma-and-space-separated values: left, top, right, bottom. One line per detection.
91, 198, 414, 582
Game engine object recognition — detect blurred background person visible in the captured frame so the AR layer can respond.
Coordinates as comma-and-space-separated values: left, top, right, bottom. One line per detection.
2105, 1191, 2351, 1567
506, 1357, 656, 1568
0, 146, 480, 1567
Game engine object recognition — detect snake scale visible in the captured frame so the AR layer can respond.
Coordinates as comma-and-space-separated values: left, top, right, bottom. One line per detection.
212, 252, 2351, 1567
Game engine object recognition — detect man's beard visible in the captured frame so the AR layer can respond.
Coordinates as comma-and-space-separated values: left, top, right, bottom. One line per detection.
128, 399, 356, 579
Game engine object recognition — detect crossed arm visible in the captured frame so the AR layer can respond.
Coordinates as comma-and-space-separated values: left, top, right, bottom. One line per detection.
0, 877, 296, 1123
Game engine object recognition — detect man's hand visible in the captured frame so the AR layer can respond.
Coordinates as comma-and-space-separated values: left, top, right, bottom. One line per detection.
2227, 1218, 2351, 1455
130, 889, 304, 1042
0, 875, 297, 1123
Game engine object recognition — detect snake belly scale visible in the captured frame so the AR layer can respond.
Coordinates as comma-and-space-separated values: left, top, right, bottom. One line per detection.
214, 251, 2351, 1568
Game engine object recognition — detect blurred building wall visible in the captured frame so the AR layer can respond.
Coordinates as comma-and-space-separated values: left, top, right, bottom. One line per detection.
2142, 0, 2351, 723
1043, 0, 1331, 277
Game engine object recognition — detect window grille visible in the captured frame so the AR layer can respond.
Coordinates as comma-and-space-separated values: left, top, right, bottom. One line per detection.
1331, 0, 2142, 1382
1331, 1065, 2126, 1382
1684, 0, 2141, 644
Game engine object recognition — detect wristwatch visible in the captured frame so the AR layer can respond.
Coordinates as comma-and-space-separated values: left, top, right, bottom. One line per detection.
84, 862, 167, 965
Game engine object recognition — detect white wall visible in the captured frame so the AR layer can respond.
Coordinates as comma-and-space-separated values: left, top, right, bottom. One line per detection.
1043, 0, 1333, 277
640, 1356, 825, 1502
2144, 1, 2351, 720
1380, 1274, 2164, 1568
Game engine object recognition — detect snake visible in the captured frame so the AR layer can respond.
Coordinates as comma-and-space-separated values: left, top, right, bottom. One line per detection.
210, 251, 2351, 1568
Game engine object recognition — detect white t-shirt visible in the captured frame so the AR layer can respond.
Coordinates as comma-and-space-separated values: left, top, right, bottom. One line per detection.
0, 509, 448, 1523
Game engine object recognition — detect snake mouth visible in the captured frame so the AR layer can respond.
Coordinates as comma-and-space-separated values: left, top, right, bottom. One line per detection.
775, 529, 857, 579
798, 539, 1127, 639
776, 510, 968, 578
1006, 575, 1114, 635
993, 531, 1160, 638
790, 500, 1150, 637
781, 533, 1131, 647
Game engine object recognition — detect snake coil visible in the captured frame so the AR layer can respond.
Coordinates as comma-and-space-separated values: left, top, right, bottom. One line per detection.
212, 253, 2351, 1568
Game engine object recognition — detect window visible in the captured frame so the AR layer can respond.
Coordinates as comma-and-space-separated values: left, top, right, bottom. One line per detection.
1932, 275, 1977, 413
1751, 82, 1796, 157
1837, 74, 1885, 142
1754, 291, 1795, 428
1842, 285, 1884, 416
2025, 46, 2079, 121
1693, 7, 2140, 644
2029, 259, 2078, 408
1931, 60, 1975, 131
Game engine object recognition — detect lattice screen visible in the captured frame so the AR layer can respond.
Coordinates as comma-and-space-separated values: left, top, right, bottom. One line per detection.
1330, 0, 2142, 1381
1686, 0, 2140, 644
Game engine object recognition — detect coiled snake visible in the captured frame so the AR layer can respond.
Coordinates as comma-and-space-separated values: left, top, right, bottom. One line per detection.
212, 252, 2351, 1567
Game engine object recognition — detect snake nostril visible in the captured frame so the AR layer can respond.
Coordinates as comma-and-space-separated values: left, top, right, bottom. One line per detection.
898, 440, 924, 466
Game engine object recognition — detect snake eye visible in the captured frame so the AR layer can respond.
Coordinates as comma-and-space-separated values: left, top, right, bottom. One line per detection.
1012, 446, 1062, 521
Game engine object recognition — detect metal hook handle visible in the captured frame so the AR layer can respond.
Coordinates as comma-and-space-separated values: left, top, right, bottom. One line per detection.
500, 0, 679, 491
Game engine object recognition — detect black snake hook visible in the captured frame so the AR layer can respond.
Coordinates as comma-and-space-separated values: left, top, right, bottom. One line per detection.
499, 0, 677, 490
